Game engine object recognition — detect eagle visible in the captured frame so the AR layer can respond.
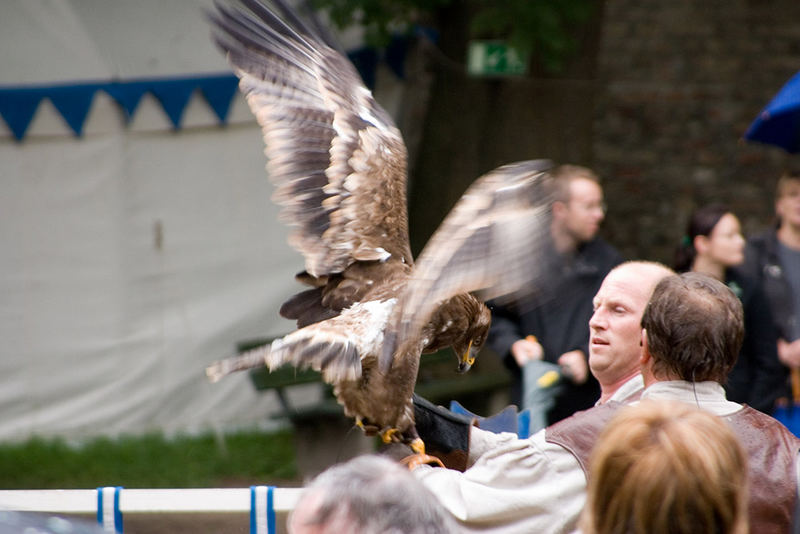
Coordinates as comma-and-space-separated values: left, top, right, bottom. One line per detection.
204, 0, 554, 459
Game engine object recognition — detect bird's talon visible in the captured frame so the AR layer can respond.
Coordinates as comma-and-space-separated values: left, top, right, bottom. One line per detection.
401, 453, 445, 470
409, 438, 426, 455
380, 428, 399, 444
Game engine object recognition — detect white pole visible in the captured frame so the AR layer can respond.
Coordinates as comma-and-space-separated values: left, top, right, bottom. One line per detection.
0, 487, 303, 513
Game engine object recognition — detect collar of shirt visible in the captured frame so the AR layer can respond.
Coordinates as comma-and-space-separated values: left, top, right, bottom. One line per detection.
641, 380, 742, 416
596, 374, 644, 406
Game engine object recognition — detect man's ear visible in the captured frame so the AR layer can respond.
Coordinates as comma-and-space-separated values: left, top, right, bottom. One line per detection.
551, 200, 568, 220
639, 328, 651, 366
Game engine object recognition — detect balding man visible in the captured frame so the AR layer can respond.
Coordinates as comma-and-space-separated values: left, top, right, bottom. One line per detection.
415, 268, 800, 533
412, 261, 673, 534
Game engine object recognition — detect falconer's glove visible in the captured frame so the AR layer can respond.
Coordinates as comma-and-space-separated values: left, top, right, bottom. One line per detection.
412, 394, 475, 471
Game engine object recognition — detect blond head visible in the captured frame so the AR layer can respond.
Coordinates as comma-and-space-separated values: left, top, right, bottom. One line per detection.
581, 401, 748, 534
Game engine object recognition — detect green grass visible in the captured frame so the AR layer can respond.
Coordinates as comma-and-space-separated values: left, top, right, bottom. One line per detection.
0, 429, 297, 489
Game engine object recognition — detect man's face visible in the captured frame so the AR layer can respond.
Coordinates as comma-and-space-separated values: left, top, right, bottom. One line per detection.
588, 266, 653, 385
557, 178, 606, 244
777, 177, 800, 230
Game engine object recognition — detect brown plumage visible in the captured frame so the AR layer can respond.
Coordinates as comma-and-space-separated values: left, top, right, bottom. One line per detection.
204, 0, 555, 454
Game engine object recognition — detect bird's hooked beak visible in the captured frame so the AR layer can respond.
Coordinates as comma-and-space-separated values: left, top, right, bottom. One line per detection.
457, 340, 476, 374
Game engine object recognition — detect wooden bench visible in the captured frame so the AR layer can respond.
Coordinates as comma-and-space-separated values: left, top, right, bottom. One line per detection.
240, 338, 512, 425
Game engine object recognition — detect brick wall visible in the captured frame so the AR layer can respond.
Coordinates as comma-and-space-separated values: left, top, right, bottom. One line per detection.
593, 0, 800, 263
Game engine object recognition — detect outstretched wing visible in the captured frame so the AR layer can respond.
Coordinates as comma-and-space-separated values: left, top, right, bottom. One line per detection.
380, 160, 556, 369
208, 0, 413, 280
207, 297, 396, 384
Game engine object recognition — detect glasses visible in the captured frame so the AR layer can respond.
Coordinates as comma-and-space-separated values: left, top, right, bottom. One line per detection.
569, 201, 607, 214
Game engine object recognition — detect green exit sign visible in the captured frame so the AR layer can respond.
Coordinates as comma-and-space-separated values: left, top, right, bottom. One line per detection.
467, 41, 528, 77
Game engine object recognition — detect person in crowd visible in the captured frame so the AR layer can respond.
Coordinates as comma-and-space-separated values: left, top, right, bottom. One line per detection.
579, 401, 749, 534
743, 167, 800, 386
287, 454, 461, 534
413, 271, 800, 534
674, 203, 783, 413
487, 164, 622, 427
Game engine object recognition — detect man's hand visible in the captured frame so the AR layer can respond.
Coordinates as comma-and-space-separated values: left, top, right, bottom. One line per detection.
511, 337, 544, 367
778, 338, 800, 368
557, 350, 589, 384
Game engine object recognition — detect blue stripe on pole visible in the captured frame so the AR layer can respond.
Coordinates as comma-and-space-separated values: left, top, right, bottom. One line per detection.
114, 486, 123, 533
250, 486, 256, 534
96, 487, 103, 526
267, 486, 275, 534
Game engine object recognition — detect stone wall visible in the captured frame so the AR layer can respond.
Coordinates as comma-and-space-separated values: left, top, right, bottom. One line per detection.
593, 0, 800, 263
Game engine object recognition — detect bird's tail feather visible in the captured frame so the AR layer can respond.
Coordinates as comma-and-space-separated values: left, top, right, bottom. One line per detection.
269, 331, 362, 383
205, 345, 270, 383
205, 327, 363, 385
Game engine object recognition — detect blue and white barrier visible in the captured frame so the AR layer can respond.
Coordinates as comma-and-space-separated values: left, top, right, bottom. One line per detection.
0, 486, 303, 533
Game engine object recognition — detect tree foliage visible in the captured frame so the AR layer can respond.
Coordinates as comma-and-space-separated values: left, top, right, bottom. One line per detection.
310, 0, 597, 72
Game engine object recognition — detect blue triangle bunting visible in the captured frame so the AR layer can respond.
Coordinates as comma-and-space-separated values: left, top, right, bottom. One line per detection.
149, 79, 198, 129
199, 75, 240, 123
49, 84, 100, 137
0, 74, 241, 141
0, 88, 46, 141
104, 81, 150, 121
0, 37, 411, 142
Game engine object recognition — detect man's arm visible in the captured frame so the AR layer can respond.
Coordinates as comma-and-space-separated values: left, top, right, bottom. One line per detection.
412, 427, 587, 534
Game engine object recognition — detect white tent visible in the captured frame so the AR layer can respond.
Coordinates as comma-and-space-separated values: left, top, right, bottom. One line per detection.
0, 0, 391, 441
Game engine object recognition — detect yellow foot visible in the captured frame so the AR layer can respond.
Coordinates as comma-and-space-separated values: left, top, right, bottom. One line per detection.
379, 427, 399, 444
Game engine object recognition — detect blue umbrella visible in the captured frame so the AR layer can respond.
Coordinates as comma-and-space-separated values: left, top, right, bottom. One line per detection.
744, 70, 800, 153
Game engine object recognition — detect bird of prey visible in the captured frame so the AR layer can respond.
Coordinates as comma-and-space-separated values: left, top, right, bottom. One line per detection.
205, 0, 554, 457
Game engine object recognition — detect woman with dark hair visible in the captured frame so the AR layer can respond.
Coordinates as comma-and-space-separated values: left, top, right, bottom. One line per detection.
674, 204, 784, 413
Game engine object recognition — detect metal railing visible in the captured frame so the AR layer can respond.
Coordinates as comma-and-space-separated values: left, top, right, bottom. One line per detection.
0, 486, 303, 533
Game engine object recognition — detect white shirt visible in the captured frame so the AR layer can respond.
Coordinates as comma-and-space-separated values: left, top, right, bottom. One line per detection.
417, 380, 797, 533
413, 375, 645, 534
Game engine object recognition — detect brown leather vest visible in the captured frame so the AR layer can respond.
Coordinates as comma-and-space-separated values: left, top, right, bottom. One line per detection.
546, 403, 800, 534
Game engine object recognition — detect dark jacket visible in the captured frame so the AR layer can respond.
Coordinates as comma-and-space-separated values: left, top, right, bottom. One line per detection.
743, 229, 800, 342
487, 237, 623, 424
724, 267, 785, 413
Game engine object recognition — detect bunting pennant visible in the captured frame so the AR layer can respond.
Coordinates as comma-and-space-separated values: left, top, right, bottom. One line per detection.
199, 75, 240, 123
104, 81, 150, 121
0, 88, 46, 140
49, 83, 101, 137
0, 35, 413, 142
149, 78, 199, 129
